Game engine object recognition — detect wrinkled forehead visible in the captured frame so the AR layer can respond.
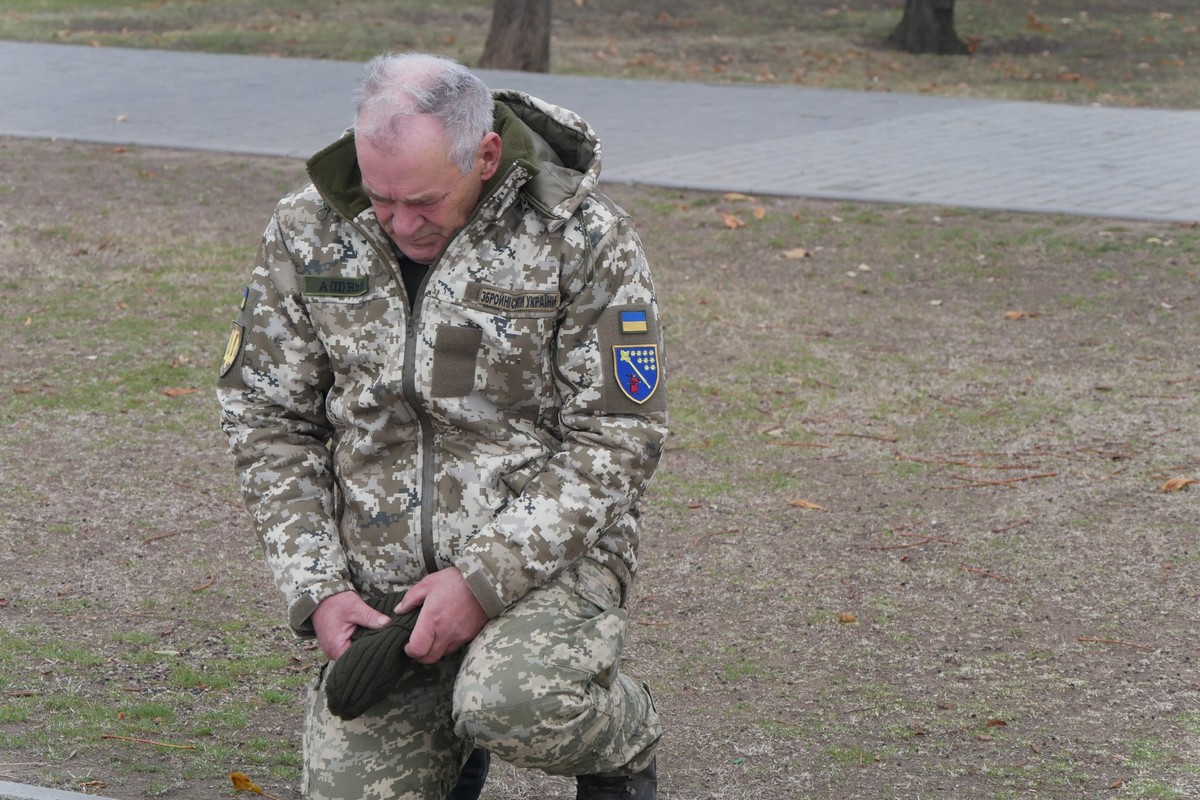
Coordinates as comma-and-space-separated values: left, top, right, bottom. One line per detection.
355, 107, 451, 158
356, 126, 462, 201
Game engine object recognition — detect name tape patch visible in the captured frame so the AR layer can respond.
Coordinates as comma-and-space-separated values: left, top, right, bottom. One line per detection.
304, 276, 369, 297
466, 282, 559, 316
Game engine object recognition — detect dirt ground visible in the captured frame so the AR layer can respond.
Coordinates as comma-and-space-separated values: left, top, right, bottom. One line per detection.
1, 130, 1197, 800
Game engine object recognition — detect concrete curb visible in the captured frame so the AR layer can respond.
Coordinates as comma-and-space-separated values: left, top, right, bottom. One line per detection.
0, 782, 120, 800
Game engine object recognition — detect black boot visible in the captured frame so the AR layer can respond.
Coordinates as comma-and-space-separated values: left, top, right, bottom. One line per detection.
575, 757, 656, 800
446, 747, 490, 800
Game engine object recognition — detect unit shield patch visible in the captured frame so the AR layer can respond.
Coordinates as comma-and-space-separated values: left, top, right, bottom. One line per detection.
219, 323, 244, 378
613, 344, 660, 404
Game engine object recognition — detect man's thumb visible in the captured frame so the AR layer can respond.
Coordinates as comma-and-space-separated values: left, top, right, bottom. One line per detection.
364, 609, 391, 629
404, 618, 433, 660
352, 597, 391, 629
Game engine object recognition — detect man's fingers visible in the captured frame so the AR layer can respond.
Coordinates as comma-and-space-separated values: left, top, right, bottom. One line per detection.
313, 592, 394, 661
322, 627, 356, 661
359, 606, 392, 629
404, 613, 437, 663
395, 578, 430, 615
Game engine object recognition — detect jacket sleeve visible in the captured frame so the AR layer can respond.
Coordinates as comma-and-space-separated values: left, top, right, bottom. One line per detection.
455, 208, 669, 617
217, 212, 354, 637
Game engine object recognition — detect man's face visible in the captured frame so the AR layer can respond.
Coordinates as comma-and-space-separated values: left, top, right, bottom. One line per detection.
357, 115, 501, 265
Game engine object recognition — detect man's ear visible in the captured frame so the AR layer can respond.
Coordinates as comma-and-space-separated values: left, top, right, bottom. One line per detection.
477, 132, 503, 181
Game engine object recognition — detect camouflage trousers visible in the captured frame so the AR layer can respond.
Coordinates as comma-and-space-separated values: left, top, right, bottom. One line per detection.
302, 557, 662, 800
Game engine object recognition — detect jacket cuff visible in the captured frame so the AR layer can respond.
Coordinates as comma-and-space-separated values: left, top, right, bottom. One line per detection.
286, 578, 356, 637
460, 563, 508, 619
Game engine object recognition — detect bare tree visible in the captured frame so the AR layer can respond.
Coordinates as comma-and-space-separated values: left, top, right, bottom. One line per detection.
479, 0, 552, 72
888, 0, 969, 55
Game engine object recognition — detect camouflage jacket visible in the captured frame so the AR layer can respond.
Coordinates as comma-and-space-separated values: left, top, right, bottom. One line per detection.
217, 91, 668, 636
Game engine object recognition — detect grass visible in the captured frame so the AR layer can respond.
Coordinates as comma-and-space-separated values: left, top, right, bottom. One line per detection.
0, 618, 307, 789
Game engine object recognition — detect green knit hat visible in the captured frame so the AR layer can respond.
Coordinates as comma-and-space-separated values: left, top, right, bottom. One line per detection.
323, 591, 422, 720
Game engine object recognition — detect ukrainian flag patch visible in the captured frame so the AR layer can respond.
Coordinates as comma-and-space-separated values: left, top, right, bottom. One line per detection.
619, 309, 648, 334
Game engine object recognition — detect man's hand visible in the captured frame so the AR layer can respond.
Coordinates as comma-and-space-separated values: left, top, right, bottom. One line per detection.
396, 568, 489, 665
311, 591, 392, 661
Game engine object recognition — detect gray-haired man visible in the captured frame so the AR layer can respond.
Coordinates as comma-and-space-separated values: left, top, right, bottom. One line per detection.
218, 52, 666, 799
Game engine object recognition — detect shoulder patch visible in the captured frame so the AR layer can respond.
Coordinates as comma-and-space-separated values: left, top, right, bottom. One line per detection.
597, 304, 666, 412
612, 345, 660, 404
219, 323, 244, 378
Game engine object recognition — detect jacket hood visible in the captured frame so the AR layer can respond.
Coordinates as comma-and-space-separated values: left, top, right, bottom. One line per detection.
305, 90, 603, 232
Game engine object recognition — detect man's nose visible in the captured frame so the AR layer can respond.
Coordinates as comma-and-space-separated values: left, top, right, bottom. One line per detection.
390, 207, 425, 238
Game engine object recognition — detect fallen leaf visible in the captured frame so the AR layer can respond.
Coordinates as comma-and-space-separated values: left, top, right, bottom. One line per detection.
230, 772, 265, 795
162, 387, 199, 398
753, 206, 766, 220
722, 192, 755, 202
788, 499, 824, 510
782, 247, 810, 259
1004, 310, 1041, 320
720, 212, 746, 230
1161, 477, 1197, 493
1027, 13, 1052, 32
986, 718, 1008, 727
837, 612, 858, 624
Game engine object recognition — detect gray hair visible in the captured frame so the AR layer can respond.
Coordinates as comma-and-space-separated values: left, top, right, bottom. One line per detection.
353, 52, 495, 174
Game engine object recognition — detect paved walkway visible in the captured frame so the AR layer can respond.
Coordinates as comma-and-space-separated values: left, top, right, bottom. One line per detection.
3, 41, 1199, 223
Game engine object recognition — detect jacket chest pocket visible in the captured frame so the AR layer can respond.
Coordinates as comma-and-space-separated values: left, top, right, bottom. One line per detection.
429, 292, 558, 413
306, 290, 406, 373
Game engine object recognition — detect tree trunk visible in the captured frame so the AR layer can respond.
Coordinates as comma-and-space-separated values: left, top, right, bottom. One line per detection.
887, 0, 969, 55
479, 0, 552, 73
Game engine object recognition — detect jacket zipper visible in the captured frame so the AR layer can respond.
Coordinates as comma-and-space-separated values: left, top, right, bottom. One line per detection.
404, 267, 440, 576
334, 208, 443, 577
338, 166, 520, 578
402, 171, 522, 577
